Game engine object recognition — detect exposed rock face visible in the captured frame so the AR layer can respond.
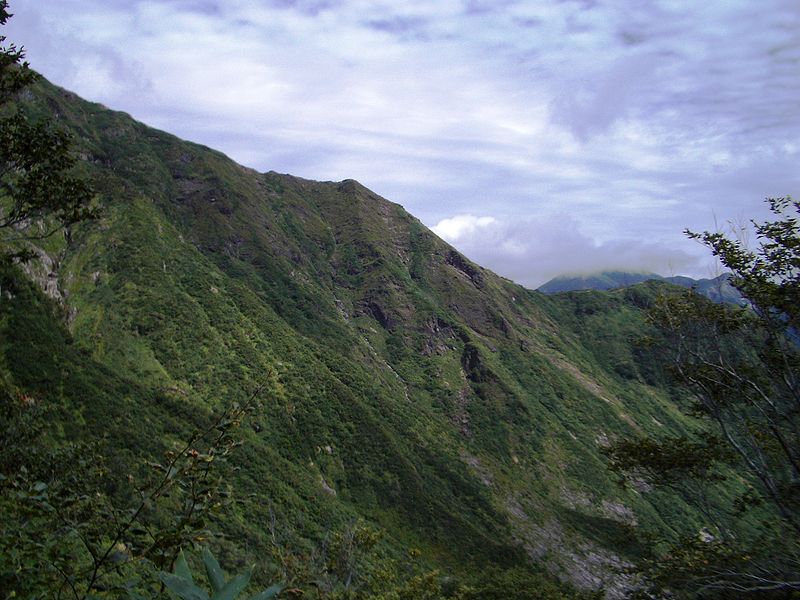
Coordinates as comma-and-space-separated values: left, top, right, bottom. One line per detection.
421, 316, 457, 356
366, 300, 394, 330
19, 246, 65, 303
445, 249, 485, 288
602, 499, 637, 526
505, 500, 635, 599
319, 475, 337, 496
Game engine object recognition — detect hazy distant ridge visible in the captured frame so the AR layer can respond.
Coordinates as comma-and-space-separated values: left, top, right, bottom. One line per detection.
538, 270, 743, 304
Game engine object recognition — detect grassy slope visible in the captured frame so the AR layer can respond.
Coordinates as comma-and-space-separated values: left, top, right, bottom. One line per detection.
2, 78, 725, 594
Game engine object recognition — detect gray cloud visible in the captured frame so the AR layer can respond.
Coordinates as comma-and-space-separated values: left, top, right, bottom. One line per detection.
6, 0, 799, 286
551, 53, 663, 140
432, 213, 704, 288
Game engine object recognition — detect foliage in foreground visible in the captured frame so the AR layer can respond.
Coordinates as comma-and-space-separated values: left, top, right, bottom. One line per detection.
607, 197, 800, 597
0, 0, 96, 257
158, 548, 282, 600
0, 321, 260, 597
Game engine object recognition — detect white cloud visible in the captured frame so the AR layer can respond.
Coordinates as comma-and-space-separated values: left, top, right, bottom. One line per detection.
431, 214, 497, 241
5, 0, 799, 286
432, 213, 704, 288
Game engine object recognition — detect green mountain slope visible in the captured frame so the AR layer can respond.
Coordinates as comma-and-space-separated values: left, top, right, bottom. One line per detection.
2, 78, 728, 597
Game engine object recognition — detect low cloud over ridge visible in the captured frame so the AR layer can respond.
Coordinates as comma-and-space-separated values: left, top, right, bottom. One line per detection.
433, 213, 702, 288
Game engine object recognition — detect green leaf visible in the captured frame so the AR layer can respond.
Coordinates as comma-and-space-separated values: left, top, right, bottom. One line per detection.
211, 572, 251, 600
247, 584, 283, 600
159, 573, 209, 600
174, 550, 193, 582
202, 547, 226, 593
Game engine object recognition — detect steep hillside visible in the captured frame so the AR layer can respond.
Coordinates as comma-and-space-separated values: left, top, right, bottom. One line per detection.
2, 79, 726, 597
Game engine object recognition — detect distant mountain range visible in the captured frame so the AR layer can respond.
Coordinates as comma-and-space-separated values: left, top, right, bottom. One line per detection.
538, 270, 744, 304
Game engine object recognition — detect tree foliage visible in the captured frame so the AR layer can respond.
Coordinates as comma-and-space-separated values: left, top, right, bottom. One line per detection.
608, 197, 800, 596
0, 0, 95, 251
0, 373, 264, 599
158, 548, 283, 600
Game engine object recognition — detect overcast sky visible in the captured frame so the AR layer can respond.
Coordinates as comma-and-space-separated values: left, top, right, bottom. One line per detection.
7, 0, 800, 287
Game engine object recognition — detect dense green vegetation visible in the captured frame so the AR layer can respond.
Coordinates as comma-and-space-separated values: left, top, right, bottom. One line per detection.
604, 199, 800, 597
1, 11, 792, 596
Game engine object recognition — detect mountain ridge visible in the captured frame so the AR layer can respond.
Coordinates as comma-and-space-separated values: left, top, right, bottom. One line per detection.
538, 270, 743, 304
1, 76, 749, 598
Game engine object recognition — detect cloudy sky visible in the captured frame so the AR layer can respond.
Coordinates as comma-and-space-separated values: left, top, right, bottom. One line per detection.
7, 0, 800, 287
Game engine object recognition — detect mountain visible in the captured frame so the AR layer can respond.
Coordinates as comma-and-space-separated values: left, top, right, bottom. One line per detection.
662, 274, 743, 304
539, 271, 743, 305
1, 79, 749, 598
538, 271, 662, 294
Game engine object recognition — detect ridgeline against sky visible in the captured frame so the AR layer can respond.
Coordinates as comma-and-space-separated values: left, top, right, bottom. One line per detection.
11, 0, 799, 287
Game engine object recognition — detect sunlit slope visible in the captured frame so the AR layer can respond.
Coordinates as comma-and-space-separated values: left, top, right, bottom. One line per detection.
5, 78, 716, 593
